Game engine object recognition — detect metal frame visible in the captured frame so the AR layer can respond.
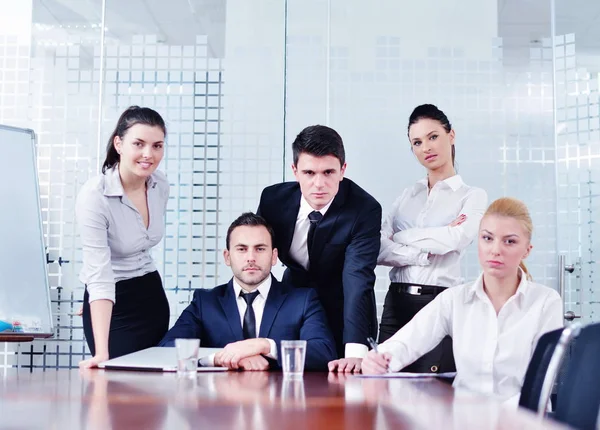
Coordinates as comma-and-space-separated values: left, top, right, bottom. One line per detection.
0, 124, 54, 339
537, 322, 582, 415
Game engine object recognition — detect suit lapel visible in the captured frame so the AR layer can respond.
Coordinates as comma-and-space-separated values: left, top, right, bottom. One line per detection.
217, 280, 243, 340
309, 179, 349, 265
258, 278, 289, 338
279, 187, 302, 257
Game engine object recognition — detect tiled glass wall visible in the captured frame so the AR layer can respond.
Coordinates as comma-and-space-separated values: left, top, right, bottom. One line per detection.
284, 0, 557, 318
554, 0, 600, 324
1, 0, 286, 370
0, 0, 104, 370
1, 0, 599, 370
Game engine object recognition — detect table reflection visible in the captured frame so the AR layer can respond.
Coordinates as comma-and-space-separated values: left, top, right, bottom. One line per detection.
80, 369, 169, 430
27, 369, 560, 430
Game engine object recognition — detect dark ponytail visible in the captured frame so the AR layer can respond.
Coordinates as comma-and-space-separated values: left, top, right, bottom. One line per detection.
408, 104, 455, 167
102, 106, 167, 173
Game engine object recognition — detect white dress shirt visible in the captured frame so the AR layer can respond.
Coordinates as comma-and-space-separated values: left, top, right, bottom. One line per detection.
378, 175, 488, 287
378, 270, 564, 404
288, 194, 367, 359
289, 194, 334, 271
203, 276, 278, 366
76, 165, 169, 303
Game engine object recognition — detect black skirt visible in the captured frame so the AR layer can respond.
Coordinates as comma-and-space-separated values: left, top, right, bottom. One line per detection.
83, 270, 170, 359
378, 282, 456, 374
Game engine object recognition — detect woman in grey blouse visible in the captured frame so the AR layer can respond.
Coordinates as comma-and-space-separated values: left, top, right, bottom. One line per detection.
77, 106, 170, 368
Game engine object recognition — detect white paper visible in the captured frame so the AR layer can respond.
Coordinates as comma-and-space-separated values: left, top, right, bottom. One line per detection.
355, 372, 457, 379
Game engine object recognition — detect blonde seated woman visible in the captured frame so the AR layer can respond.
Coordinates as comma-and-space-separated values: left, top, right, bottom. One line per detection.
362, 197, 563, 405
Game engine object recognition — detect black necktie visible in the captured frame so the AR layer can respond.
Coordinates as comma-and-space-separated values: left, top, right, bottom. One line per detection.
241, 290, 260, 339
307, 211, 323, 254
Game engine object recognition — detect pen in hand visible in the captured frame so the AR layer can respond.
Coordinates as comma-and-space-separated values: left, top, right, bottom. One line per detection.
366, 336, 392, 374
367, 337, 379, 353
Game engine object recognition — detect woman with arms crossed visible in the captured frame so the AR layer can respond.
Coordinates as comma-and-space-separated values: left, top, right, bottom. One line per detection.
364, 197, 564, 405
77, 106, 170, 368
377, 104, 487, 373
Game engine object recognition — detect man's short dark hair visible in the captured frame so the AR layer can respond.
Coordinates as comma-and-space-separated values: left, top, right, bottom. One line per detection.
226, 212, 276, 250
292, 125, 346, 167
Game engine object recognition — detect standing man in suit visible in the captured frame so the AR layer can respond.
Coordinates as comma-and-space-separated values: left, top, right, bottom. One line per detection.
257, 125, 382, 373
159, 212, 336, 371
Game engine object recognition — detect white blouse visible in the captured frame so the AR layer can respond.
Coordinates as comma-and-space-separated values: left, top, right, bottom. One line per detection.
378, 271, 564, 403
76, 165, 169, 303
378, 175, 488, 287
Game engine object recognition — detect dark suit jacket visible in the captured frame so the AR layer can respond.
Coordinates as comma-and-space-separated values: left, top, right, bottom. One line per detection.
158, 277, 337, 371
257, 178, 381, 356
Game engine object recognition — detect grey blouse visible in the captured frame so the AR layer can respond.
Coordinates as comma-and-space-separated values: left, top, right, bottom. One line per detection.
75, 165, 169, 303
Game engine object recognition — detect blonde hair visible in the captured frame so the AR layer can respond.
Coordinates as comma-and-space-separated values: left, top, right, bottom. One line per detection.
482, 197, 533, 281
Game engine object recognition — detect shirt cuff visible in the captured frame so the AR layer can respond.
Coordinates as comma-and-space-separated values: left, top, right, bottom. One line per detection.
417, 252, 431, 266
502, 393, 521, 409
200, 353, 216, 367
265, 338, 278, 360
345, 343, 368, 358
390, 243, 425, 265
86, 282, 116, 304
392, 230, 407, 243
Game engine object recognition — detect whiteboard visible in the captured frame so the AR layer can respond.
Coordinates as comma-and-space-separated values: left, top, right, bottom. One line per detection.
0, 125, 53, 338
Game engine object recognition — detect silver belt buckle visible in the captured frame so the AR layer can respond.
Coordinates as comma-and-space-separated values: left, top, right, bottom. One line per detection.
406, 286, 422, 295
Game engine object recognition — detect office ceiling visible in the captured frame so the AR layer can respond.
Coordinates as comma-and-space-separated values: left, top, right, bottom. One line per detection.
31, 0, 600, 71
32, 0, 227, 57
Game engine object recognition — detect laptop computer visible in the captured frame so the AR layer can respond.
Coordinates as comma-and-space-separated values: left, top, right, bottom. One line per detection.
98, 346, 227, 372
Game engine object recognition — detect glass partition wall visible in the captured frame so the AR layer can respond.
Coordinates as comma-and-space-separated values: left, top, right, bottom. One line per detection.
553, 0, 600, 324
0, 0, 597, 369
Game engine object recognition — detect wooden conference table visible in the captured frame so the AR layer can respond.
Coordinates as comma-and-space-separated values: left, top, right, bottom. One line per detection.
0, 369, 569, 429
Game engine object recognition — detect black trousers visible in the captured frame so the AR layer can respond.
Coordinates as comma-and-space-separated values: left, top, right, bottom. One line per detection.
83, 270, 170, 359
378, 283, 456, 373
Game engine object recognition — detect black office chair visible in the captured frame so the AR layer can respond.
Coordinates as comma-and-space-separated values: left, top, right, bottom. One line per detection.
519, 323, 582, 414
518, 328, 563, 412
553, 322, 600, 430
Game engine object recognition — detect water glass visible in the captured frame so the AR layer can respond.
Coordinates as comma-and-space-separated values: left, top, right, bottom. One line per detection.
175, 338, 200, 378
281, 340, 307, 378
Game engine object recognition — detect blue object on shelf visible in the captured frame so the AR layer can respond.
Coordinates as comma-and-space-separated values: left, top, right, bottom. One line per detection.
0, 320, 13, 332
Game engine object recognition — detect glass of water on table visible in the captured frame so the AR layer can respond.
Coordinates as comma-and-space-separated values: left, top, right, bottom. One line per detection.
175, 338, 200, 378
281, 340, 307, 378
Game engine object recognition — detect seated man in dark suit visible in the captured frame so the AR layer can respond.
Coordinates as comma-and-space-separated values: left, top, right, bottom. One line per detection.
257, 125, 382, 373
159, 212, 337, 371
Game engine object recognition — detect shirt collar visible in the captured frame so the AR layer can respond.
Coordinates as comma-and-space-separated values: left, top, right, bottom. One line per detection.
103, 165, 124, 197
103, 163, 158, 197
232, 275, 272, 299
464, 268, 530, 305
411, 174, 465, 196
297, 193, 334, 220
444, 175, 465, 191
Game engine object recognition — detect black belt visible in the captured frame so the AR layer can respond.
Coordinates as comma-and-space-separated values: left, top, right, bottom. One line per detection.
390, 282, 447, 296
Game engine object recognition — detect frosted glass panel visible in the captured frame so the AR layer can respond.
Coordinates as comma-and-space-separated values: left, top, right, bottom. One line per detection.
285, 0, 556, 318
2, 0, 599, 370
554, 0, 600, 324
